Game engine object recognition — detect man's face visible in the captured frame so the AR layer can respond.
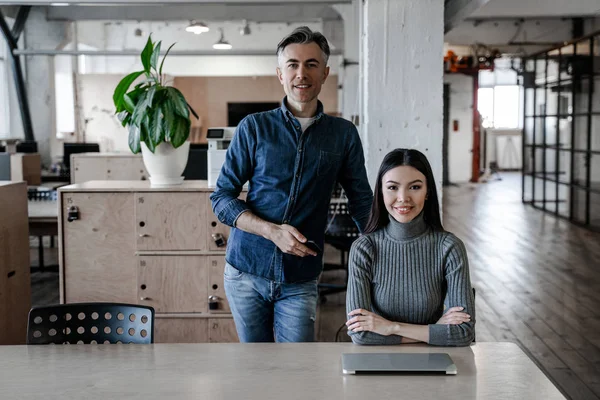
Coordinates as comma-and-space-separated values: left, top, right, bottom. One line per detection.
276, 42, 330, 107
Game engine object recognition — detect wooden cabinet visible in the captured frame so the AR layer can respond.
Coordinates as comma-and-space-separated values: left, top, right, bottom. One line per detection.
58, 181, 239, 343
61, 192, 137, 303
0, 182, 31, 344
135, 193, 207, 251
71, 154, 147, 184
154, 318, 209, 343
138, 256, 208, 313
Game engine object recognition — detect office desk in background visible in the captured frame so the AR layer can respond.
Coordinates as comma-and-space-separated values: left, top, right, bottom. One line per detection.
28, 195, 58, 271
0, 342, 565, 400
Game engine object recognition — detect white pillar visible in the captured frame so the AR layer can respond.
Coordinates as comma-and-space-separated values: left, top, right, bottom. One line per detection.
362, 0, 444, 200
23, 7, 67, 167
333, 2, 361, 122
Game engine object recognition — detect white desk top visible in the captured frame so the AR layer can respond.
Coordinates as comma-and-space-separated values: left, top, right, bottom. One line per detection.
27, 200, 58, 219
58, 180, 216, 192
0, 342, 564, 400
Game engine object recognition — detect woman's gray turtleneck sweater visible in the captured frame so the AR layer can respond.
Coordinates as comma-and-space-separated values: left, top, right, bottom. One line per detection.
346, 212, 475, 346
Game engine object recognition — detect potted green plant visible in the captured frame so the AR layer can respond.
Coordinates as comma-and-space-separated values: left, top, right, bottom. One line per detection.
113, 35, 198, 186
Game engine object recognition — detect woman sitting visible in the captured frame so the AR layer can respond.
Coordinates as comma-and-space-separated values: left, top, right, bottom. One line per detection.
346, 148, 475, 346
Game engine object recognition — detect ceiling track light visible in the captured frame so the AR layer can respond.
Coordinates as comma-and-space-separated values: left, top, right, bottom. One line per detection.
186, 20, 209, 35
213, 28, 232, 50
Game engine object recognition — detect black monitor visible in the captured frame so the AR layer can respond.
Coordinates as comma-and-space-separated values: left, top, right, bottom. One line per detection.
0, 145, 5, 152
16, 141, 38, 153
183, 145, 207, 180
63, 142, 100, 170
228, 102, 279, 126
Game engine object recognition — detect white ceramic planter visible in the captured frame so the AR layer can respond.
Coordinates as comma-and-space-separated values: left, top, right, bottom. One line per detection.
141, 141, 190, 187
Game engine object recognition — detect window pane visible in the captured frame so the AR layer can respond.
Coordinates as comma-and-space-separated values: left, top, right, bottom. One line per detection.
494, 86, 520, 128
0, 59, 7, 138
478, 88, 494, 128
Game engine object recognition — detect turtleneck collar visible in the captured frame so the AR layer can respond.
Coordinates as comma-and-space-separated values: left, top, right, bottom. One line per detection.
384, 211, 428, 241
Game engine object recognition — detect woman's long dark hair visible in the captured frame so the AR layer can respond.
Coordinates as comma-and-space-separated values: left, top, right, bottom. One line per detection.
363, 148, 443, 234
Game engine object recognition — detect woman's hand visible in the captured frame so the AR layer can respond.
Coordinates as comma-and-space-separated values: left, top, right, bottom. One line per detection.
346, 309, 397, 336
436, 306, 471, 325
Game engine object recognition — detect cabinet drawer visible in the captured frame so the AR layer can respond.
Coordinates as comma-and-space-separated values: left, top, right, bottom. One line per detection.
209, 318, 238, 343
135, 193, 207, 251
71, 157, 107, 183
155, 317, 208, 343
106, 157, 147, 181
208, 256, 229, 314
62, 192, 137, 304
138, 256, 208, 313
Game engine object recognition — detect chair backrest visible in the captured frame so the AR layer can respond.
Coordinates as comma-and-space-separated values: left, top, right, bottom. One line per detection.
27, 303, 154, 344
325, 202, 360, 238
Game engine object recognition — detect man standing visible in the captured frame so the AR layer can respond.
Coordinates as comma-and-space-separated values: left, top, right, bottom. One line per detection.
210, 26, 373, 343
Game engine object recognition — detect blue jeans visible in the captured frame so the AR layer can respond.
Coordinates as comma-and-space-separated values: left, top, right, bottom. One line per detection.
224, 263, 318, 342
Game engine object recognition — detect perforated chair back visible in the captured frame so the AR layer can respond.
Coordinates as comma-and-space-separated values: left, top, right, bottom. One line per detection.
325, 202, 360, 252
27, 303, 154, 344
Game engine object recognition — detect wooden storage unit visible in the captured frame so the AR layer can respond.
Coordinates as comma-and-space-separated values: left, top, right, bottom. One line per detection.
1, 153, 42, 185
58, 181, 239, 343
71, 153, 147, 183
0, 181, 31, 344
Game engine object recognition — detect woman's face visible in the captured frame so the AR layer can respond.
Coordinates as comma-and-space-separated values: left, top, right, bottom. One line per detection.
382, 165, 428, 224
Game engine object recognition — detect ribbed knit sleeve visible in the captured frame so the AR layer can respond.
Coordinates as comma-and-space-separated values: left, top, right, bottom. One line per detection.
346, 236, 403, 345
428, 234, 476, 346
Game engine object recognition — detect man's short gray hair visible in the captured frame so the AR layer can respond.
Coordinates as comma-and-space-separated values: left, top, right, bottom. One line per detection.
276, 26, 330, 66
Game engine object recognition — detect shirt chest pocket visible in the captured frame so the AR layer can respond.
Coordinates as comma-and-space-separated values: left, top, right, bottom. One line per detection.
317, 151, 342, 177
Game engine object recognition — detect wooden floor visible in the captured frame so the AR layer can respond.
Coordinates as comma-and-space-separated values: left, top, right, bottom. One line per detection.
30, 172, 600, 400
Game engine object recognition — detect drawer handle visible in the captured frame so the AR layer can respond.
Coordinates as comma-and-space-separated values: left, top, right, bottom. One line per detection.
140, 297, 153, 301
139, 233, 149, 238
209, 295, 220, 311
7, 270, 16, 278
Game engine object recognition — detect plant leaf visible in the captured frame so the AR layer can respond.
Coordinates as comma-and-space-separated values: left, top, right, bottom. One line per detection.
117, 111, 131, 127
170, 116, 191, 148
161, 98, 175, 142
128, 123, 142, 154
166, 87, 189, 118
159, 42, 176, 77
186, 101, 199, 120
113, 70, 144, 112
123, 94, 135, 114
131, 91, 148, 127
151, 40, 161, 72
144, 86, 157, 110
141, 36, 154, 74
148, 104, 165, 145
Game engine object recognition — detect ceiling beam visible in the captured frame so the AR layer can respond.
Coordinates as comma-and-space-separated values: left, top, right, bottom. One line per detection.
0, 0, 351, 4
46, 4, 342, 22
444, 0, 492, 33
465, 15, 595, 22
12, 48, 344, 56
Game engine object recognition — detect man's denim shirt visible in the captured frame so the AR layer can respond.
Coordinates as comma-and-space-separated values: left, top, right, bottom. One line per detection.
210, 98, 373, 283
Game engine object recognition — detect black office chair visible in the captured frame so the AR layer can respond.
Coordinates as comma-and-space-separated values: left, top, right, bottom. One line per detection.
27, 303, 155, 344
319, 200, 360, 302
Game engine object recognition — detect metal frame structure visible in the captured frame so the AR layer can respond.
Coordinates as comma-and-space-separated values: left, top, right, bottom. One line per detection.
521, 30, 600, 232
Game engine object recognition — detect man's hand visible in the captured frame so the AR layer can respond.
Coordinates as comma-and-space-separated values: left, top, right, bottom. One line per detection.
436, 307, 470, 325
346, 309, 397, 336
267, 224, 317, 257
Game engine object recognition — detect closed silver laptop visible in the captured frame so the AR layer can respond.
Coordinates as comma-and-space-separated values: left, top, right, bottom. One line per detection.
341, 352, 457, 375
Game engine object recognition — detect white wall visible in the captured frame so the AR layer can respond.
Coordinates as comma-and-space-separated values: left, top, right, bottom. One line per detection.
444, 73, 473, 183
77, 74, 130, 153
